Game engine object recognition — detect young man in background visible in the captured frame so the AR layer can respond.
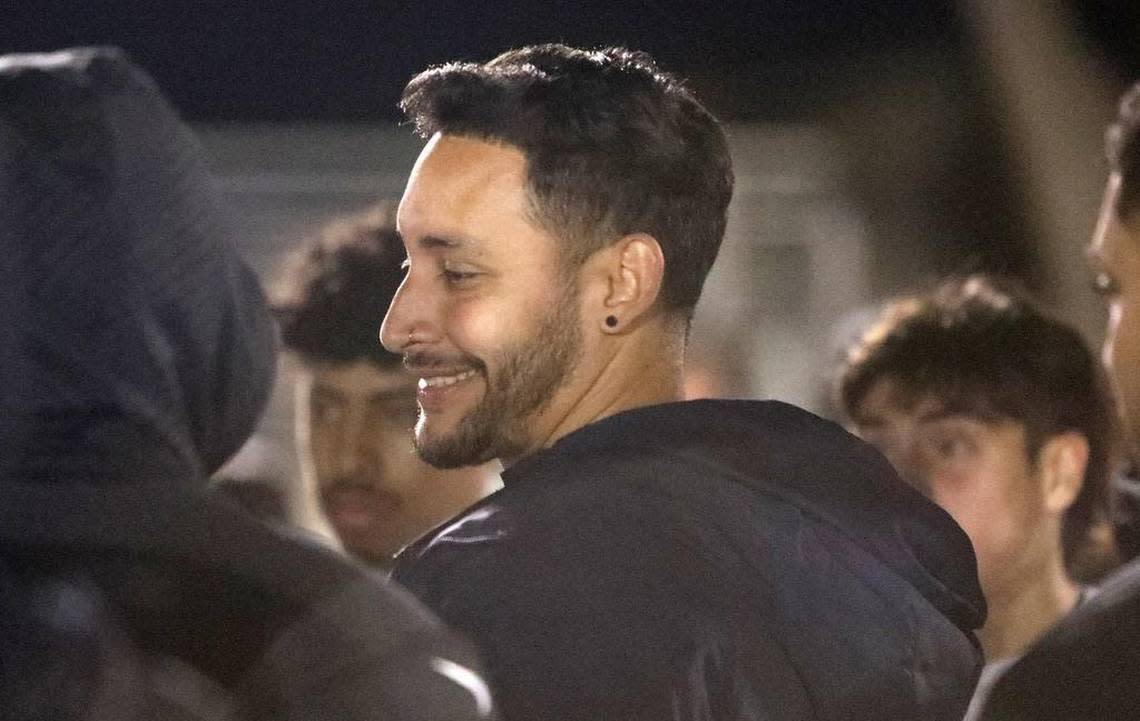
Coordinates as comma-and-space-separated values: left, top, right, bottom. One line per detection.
838, 275, 1119, 715
274, 204, 498, 569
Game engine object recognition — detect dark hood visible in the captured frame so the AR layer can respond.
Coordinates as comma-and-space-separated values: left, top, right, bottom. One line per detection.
0, 47, 275, 486
507, 399, 987, 635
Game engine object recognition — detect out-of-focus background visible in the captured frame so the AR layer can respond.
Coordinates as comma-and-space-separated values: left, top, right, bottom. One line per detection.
7, 0, 1139, 520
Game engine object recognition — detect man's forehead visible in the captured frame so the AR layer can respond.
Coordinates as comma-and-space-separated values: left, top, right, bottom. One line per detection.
860, 379, 997, 425
403, 134, 527, 200
397, 134, 562, 265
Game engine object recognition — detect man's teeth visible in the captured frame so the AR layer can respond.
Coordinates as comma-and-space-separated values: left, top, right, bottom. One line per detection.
418, 369, 477, 389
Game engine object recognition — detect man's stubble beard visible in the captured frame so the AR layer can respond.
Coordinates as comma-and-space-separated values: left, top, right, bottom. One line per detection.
414, 283, 584, 469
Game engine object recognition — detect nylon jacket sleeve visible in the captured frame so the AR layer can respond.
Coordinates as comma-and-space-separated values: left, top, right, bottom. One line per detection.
240, 578, 498, 721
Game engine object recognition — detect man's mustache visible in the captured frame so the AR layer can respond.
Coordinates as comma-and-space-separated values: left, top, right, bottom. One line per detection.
320, 476, 376, 498
403, 351, 486, 373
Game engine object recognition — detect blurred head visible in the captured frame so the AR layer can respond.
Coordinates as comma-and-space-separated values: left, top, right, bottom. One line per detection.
1090, 82, 1140, 457
275, 204, 494, 564
380, 44, 733, 468
0, 47, 276, 486
839, 277, 1117, 599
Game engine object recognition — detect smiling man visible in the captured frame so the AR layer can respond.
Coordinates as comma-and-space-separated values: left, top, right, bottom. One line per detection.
381, 44, 986, 721
274, 204, 497, 569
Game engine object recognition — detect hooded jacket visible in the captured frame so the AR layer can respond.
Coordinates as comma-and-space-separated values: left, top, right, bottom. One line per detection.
394, 399, 986, 721
0, 47, 495, 721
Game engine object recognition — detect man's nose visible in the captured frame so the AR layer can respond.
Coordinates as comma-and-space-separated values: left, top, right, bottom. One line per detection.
379, 275, 410, 354
893, 456, 932, 497
335, 411, 373, 478
380, 272, 433, 354
879, 444, 924, 494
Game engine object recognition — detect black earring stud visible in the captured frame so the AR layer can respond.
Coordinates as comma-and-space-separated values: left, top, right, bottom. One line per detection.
605, 315, 618, 328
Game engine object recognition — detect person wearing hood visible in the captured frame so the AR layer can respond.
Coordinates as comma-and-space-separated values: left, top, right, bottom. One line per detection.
0, 47, 496, 721
381, 43, 986, 721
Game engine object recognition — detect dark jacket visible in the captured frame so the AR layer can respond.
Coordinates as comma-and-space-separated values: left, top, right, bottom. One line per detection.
394, 399, 986, 721
978, 557, 1140, 720
0, 47, 494, 721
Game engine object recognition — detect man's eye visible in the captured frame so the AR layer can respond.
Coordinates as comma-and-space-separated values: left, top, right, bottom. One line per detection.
929, 436, 972, 461
1092, 271, 1119, 298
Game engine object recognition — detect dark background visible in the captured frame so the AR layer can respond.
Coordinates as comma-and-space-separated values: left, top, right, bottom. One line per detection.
6, 1, 1136, 122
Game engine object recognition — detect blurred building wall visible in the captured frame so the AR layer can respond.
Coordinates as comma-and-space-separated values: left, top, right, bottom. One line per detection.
960, 0, 1115, 339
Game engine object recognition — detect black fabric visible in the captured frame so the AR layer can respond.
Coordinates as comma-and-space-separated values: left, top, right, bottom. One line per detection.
394, 399, 986, 721
978, 557, 1140, 721
0, 47, 495, 721
1112, 471, 1140, 561
0, 46, 274, 483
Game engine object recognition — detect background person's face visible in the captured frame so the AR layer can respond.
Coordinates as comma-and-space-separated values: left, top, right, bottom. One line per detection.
298, 360, 494, 563
854, 380, 1055, 605
1090, 174, 1140, 455
381, 134, 588, 468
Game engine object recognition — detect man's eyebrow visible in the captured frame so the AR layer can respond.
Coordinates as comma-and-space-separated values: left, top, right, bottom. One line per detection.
854, 416, 885, 429
418, 234, 463, 250
916, 408, 956, 423
916, 407, 989, 425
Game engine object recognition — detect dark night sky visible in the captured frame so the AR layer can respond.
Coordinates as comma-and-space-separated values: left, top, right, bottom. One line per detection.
7, 2, 1138, 123
0, 0, 1042, 122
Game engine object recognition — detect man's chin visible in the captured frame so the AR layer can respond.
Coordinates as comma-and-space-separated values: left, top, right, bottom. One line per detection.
414, 421, 496, 469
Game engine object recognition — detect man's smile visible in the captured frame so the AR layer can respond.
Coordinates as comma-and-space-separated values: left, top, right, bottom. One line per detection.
418, 368, 478, 389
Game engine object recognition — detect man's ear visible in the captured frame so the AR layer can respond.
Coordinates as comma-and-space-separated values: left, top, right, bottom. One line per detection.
1038, 432, 1090, 515
590, 233, 665, 334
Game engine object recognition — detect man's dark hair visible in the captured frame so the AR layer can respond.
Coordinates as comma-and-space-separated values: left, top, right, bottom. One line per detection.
1107, 82, 1140, 222
273, 202, 404, 368
400, 44, 734, 317
838, 276, 1118, 573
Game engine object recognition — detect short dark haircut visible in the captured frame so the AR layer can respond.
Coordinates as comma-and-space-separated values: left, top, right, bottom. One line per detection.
399, 44, 734, 317
273, 202, 404, 368
838, 276, 1118, 572
1107, 81, 1140, 222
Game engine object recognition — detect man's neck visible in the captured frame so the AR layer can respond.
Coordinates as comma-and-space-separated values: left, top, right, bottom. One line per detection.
979, 558, 1079, 661
502, 323, 685, 468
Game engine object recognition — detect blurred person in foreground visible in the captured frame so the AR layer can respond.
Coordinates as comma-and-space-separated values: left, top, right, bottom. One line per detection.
837, 275, 1120, 717
380, 43, 985, 721
978, 81, 1140, 721
0, 47, 494, 720
273, 205, 498, 569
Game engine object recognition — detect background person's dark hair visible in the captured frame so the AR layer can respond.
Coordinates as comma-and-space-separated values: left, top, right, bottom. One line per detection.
838, 276, 1119, 578
273, 202, 404, 368
400, 43, 734, 318
1107, 82, 1140, 222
